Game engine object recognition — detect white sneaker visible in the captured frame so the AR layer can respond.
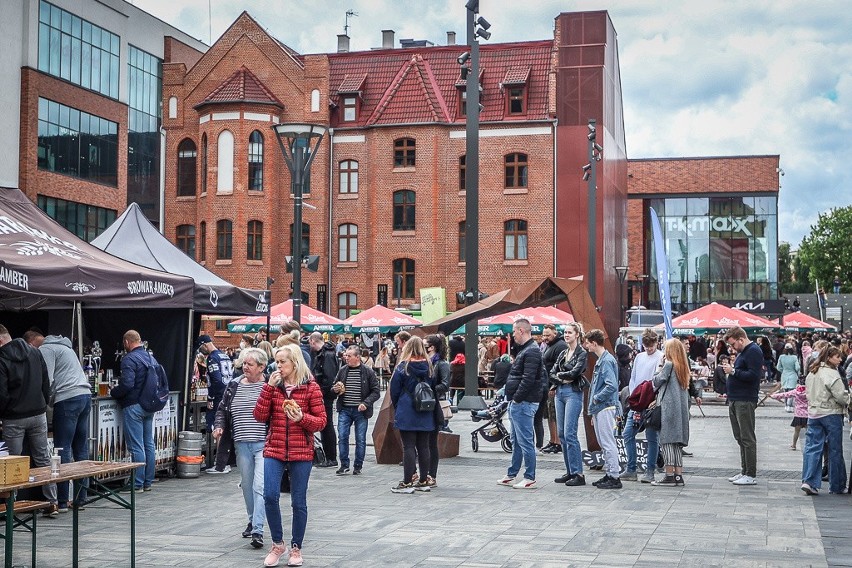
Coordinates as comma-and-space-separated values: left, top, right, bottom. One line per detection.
727, 473, 744, 482
497, 475, 516, 486
732, 475, 756, 486
512, 478, 537, 489
206, 465, 231, 474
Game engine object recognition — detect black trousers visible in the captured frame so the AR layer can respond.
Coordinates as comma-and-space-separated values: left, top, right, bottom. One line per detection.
401, 430, 430, 483
320, 398, 337, 462
427, 429, 440, 478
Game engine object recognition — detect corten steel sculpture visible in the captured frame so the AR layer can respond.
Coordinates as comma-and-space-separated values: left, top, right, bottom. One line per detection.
372, 394, 460, 464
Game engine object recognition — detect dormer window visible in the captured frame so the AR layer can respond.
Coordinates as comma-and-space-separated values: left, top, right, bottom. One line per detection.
502, 66, 530, 116
343, 97, 357, 121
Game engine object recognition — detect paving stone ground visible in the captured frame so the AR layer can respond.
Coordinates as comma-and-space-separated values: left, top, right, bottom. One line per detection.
6, 393, 848, 567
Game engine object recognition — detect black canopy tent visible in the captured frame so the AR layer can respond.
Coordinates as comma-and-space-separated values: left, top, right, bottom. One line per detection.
0, 187, 195, 395
91, 203, 269, 316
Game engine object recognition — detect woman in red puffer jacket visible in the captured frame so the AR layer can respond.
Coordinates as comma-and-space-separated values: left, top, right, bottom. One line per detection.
254, 344, 326, 568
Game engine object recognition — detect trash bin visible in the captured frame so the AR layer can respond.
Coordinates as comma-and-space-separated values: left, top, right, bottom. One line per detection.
176, 431, 204, 478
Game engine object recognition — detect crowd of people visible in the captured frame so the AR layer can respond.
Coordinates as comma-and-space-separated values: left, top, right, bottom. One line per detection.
6, 315, 852, 567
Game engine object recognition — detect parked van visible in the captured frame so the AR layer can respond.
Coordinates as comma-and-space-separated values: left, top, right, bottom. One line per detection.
617, 307, 666, 348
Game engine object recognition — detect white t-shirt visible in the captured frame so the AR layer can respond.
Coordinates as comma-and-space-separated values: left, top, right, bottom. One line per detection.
628, 349, 663, 395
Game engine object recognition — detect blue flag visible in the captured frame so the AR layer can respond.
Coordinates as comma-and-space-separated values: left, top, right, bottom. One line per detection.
649, 207, 673, 339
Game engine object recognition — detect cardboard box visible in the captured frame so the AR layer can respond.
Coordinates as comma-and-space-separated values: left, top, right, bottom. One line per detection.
0, 455, 30, 485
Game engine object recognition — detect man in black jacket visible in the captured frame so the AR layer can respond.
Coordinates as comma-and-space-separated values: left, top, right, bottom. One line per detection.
332, 346, 380, 475
0, 324, 57, 515
540, 325, 566, 454
497, 319, 545, 490
310, 332, 341, 467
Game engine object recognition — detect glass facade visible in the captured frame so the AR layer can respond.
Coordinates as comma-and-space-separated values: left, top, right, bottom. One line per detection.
127, 45, 163, 223
38, 0, 120, 99
37, 98, 119, 186
37, 195, 116, 242
647, 196, 778, 313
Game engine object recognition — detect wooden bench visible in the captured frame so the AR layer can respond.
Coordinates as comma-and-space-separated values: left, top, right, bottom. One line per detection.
1, 498, 50, 568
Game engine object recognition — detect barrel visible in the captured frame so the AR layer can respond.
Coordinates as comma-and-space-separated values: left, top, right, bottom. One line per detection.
176, 431, 204, 478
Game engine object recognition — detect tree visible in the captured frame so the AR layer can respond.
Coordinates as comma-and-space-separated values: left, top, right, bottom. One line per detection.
797, 205, 852, 293
778, 242, 792, 288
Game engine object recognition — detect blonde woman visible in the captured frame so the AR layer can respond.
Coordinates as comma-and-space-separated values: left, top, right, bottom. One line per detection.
275, 328, 312, 368
254, 344, 326, 567
650, 338, 691, 487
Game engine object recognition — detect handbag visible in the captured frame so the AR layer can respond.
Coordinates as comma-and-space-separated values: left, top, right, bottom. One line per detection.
439, 399, 453, 421
638, 378, 669, 432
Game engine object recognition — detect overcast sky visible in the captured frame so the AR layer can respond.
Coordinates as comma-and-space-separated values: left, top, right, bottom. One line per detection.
130, 0, 851, 248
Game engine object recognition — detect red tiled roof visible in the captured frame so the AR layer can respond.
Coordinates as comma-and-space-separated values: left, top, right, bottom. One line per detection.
502, 66, 530, 85
197, 66, 284, 108
338, 73, 367, 93
455, 67, 485, 87
328, 40, 553, 127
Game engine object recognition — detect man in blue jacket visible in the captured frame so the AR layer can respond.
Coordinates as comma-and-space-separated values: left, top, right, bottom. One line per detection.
721, 326, 763, 486
497, 319, 545, 490
585, 329, 622, 490
110, 329, 155, 492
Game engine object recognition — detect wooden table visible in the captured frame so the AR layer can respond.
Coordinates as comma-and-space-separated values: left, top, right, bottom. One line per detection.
1, 460, 142, 568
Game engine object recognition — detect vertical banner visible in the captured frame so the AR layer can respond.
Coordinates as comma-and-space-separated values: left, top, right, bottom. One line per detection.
649, 208, 674, 339
419, 287, 447, 324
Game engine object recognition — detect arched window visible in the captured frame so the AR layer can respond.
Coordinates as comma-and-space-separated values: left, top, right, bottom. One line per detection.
199, 221, 206, 262
247, 220, 263, 260
311, 89, 321, 112
458, 221, 466, 263
168, 97, 178, 119
338, 292, 357, 320
505, 153, 528, 188
459, 155, 466, 191
217, 130, 234, 192
392, 190, 416, 231
393, 138, 415, 167
248, 130, 264, 191
504, 219, 528, 260
393, 258, 415, 299
176, 224, 195, 260
176, 138, 197, 196
338, 223, 358, 262
201, 134, 208, 194
216, 219, 233, 260
289, 223, 310, 256
339, 160, 358, 194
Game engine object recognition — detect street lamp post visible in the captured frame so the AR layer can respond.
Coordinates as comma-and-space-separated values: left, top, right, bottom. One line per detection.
266, 276, 274, 335
272, 123, 326, 324
457, 0, 490, 412
614, 266, 628, 326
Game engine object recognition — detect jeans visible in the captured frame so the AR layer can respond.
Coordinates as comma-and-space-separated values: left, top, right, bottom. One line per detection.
622, 410, 659, 473
264, 459, 312, 547
1, 413, 57, 502
320, 398, 337, 462
337, 407, 368, 469
508, 401, 538, 481
593, 407, 620, 478
123, 403, 155, 489
235, 440, 266, 535
53, 394, 92, 505
554, 386, 584, 475
728, 400, 757, 477
802, 414, 846, 493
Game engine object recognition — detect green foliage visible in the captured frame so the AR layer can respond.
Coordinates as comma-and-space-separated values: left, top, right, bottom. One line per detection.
797, 206, 852, 292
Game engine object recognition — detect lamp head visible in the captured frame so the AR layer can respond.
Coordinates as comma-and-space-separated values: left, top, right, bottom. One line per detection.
476, 16, 491, 30
465, 0, 479, 12
475, 27, 491, 40
457, 51, 470, 65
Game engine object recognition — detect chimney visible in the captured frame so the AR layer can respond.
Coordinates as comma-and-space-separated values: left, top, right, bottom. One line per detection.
382, 29, 395, 49
337, 34, 350, 53
447, 31, 456, 45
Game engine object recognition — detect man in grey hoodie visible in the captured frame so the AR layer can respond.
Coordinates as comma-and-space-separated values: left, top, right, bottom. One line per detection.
40, 334, 92, 511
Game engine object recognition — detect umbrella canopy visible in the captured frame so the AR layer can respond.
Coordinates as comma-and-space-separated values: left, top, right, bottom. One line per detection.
660, 302, 781, 335
774, 312, 838, 333
227, 299, 344, 333
453, 305, 575, 336
344, 304, 422, 333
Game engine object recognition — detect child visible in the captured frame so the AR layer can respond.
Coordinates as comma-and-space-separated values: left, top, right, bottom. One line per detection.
771, 380, 808, 450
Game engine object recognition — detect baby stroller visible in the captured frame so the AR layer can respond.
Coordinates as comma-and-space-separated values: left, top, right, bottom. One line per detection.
470, 394, 512, 453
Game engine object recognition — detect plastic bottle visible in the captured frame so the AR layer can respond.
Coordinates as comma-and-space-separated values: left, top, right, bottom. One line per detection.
51, 447, 62, 477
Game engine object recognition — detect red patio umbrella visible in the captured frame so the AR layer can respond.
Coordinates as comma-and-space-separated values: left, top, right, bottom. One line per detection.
659, 302, 781, 335
227, 299, 344, 333
773, 312, 837, 333
344, 304, 422, 333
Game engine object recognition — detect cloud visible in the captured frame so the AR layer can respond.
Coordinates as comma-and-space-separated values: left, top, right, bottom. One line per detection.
131, 0, 852, 247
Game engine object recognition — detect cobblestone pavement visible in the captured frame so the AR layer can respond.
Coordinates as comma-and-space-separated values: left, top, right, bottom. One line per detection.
7, 395, 847, 567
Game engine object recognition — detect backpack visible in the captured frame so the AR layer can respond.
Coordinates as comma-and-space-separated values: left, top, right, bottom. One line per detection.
626, 379, 655, 412
138, 354, 170, 413
412, 379, 436, 412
